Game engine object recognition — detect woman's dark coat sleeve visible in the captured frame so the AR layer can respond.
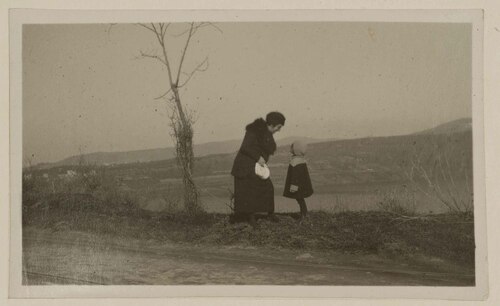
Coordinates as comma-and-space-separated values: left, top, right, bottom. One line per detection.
231, 118, 275, 179
239, 132, 261, 162
231, 131, 265, 178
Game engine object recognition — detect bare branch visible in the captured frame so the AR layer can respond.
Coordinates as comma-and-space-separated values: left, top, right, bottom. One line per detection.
405, 153, 451, 210
105, 23, 118, 40
138, 23, 173, 85
136, 23, 157, 35
149, 23, 165, 46
139, 50, 167, 66
463, 154, 473, 209
191, 22, 211, 37
191, 22, 206, 36
175, 22, 195, 85
159, 23, 164, 35
206, 22, 223, 34
192, 22, 223, 36
161, 23, 171, 38
172, 22, 222, 38
151, 24, 175, 86
150, 23, 159, 35
154, 88, 173, 100
172, 24, 195, 37
437, 156, 459, 211
178, 57, 209, 88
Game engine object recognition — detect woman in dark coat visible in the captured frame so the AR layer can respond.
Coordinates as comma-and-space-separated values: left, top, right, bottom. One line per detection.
231, 112, 285, 225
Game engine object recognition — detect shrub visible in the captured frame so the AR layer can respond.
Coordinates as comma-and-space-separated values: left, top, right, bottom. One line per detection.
401, 137, 473, 213
377, 185, 417, 216
23, 163, 142, 228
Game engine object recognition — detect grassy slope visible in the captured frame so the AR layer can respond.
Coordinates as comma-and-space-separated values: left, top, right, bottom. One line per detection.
23, 193, 475, 268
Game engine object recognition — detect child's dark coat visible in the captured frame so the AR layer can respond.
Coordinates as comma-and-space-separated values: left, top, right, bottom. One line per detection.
283, 163, 314, 199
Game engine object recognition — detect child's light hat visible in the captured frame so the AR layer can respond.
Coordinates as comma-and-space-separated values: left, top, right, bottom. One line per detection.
291, 140, 308, 156
255, 163, 270, 179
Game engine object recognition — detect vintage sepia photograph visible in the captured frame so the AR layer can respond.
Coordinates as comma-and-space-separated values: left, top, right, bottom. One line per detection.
8, 8, 487, 300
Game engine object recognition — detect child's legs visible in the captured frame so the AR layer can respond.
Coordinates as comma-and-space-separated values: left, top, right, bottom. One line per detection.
296, 198, 308, 216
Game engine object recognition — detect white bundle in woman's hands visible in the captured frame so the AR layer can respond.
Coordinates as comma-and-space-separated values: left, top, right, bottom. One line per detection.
255, 163, 270, 180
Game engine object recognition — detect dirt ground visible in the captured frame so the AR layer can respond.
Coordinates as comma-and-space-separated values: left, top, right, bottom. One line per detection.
21, 228, 474, 286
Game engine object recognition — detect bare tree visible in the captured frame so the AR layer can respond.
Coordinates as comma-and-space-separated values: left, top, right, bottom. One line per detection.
136, 22, 221, 214
401, 138, 473, 214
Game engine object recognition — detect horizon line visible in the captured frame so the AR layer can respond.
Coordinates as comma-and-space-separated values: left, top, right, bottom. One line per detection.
27, 116, 472, 167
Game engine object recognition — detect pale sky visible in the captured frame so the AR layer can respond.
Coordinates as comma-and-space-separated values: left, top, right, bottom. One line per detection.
23, 22, 472, 164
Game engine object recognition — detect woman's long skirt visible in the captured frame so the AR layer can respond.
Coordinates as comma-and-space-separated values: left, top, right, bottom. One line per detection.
233, 176, 275, 214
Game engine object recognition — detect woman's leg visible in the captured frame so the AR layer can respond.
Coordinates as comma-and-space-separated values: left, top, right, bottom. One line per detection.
297, 198, 308, 217
266, 179, 279, 222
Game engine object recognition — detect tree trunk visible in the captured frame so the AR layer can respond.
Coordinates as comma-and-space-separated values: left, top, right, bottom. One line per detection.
172, 88, 202, 214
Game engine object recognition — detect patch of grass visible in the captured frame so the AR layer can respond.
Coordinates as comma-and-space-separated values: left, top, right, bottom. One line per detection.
22, 165, 474, 267
377, 185, 417, 216
24, 203, 475, 267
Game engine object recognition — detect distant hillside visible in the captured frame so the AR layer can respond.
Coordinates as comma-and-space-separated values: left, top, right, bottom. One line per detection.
33, 118, 472, 171
76, 129, 470, 195
32, 129, 472, 194
193, 136, 329, 158
415, 118, 472, 135
50, 148, 173, 168
40, 136, 331, 169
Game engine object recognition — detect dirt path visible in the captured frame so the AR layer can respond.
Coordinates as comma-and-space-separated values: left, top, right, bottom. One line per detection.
22, 229, 474, 286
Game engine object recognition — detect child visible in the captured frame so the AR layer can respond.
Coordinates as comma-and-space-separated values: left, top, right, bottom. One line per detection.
283, 140, 314, 219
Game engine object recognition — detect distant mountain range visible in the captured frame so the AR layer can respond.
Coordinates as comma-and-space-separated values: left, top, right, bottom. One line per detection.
414, 117, 472, 135
37, 136, 332, 169
33, 117, 471, 169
